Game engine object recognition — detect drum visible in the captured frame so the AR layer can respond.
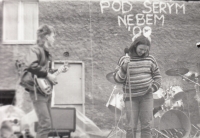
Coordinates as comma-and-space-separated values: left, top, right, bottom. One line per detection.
106, 93, 125, 114
153, 110, 191, 138
171, 86, 185, 101
163, 99, 174, 110
153, 88, 165, 108
172, 100, 183, 109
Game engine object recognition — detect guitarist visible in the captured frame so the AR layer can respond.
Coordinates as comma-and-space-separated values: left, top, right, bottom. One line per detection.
23, 24, 59, 138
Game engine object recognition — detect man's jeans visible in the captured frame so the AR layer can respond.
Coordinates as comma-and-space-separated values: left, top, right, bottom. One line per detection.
29, 92, 52, 138
125, 92, 153, 138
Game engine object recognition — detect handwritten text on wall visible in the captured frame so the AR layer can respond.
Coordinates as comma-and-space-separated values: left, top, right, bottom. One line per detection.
100, 0, 185, 38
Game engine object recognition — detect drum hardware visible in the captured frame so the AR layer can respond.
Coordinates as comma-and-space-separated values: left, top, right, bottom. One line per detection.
182, 72, 197, 83
192, 124, 200, 138
165, 86, 185, 110
154, 128, 184, 138
106, 72, 121, 85
171, 100, 184, 110
165, 67, 200, 87
106, 126, 126, 138
159, 128, 185, 138
152, 87, 189, 137
153, 109, 191, 138
151, 128, 170, 138
182, 75, 200, 87
165, 69, 199, 121
165, 67, 200, 86
154, 106, 165, 118
106, 85, 126, 138
153, 88, 165, 108
165, 68, 200, 137
106, 86, 125, 115
162, 98, 184, 112
170, 86, 185, 102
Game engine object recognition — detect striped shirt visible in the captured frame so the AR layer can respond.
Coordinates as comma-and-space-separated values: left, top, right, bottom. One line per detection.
114, 55, 162, 97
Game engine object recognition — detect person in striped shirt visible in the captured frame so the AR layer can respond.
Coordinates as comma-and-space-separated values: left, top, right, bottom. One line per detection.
114, 34, 162, 138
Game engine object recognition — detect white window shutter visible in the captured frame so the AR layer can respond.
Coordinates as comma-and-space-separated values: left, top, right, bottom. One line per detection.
3, 2, 19, 41
23, 2, 38, 41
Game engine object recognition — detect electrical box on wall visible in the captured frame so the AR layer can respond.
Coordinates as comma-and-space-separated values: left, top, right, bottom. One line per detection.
51, 61, 85, 114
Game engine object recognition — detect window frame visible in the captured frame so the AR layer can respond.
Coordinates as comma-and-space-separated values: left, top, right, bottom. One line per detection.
2, 0, 39, 44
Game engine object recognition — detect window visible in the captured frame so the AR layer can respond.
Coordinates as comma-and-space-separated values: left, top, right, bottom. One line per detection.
0, 90, 16, 105
3, 0, 38, 44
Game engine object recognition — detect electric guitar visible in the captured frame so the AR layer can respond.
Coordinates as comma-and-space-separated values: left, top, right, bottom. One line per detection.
34, 62, 69, 96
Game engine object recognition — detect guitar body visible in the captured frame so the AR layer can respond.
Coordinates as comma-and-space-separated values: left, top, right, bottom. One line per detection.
34, 62, 69, 96
34, 78, 53, 95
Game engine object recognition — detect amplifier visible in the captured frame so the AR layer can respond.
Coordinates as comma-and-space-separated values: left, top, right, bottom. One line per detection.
51, 107, 76, 132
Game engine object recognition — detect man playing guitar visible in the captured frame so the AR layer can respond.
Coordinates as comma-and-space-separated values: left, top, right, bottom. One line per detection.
23, 24, 68, 138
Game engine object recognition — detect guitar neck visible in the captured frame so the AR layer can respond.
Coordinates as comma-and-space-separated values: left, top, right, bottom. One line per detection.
53, 66, 64, 76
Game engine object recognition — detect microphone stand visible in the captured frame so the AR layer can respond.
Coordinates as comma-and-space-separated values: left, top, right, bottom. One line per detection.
192, 124, 200, 138
127, 63, 135, 138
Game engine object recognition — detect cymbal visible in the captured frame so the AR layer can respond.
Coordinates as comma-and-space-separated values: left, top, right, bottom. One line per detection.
106, 72, 118, 84
165, 68, 189, 76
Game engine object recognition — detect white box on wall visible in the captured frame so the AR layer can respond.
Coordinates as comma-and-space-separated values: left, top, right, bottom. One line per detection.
51, 60, 85, 114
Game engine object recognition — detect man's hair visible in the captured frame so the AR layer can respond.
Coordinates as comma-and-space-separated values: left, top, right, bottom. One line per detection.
37, 24, 54, 46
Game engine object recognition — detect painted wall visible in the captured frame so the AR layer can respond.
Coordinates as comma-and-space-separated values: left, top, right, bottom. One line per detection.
0, 0, 200, 130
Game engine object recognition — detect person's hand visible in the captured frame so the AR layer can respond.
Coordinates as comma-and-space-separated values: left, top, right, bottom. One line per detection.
62, 62, 70, 73
147, 87, 155, 93
123, 56, 130, 64
121, 56, 130, 71
62, 67, 69, 73
49, 69, 58, 74
47, 73, 57, 85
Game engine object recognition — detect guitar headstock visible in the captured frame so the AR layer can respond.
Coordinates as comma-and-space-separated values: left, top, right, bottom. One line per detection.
62, 61, 70, 72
